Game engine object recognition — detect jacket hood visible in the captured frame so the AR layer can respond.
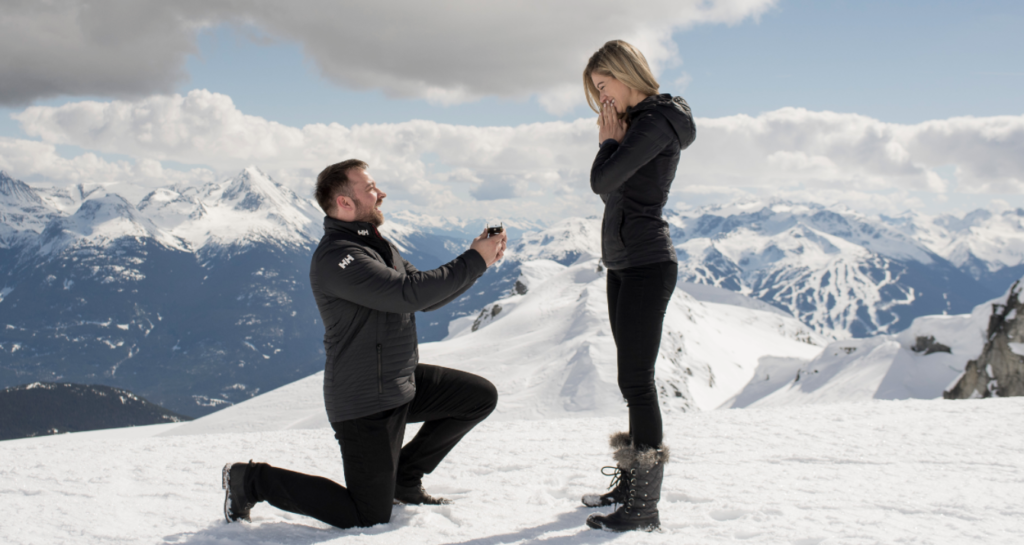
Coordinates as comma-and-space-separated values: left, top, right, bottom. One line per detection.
627, 94, 696, 150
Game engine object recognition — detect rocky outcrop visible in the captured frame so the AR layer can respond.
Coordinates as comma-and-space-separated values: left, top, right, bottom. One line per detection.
911, 335, 952, 355
945, 280, 1024, 399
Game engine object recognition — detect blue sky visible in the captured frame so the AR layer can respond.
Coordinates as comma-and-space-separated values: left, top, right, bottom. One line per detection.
5, 0, 1020, 132
0, 0, 1022, 220
176, 0, 1023, 127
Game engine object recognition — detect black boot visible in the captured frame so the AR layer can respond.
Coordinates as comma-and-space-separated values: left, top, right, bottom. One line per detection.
586, 444, 668, 532
222, 461, 256, 523
581, 431, 631, 507
394, 484, 453, 505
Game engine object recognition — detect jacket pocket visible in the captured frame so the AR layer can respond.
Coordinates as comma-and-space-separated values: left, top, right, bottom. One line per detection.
376, 344, 383, 394
603, 207, 627, 259
616, 211, 626, 246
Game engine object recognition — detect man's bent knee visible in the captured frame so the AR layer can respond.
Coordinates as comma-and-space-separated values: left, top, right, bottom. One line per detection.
480, 377, 498, 417
355, 500, 394, 528
463, 375, 498, 420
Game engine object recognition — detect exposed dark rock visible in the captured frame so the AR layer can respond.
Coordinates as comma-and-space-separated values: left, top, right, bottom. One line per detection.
945, 280, 1024, 399
911, 335, 952, 355
513, 279, 528, 295
0, 382, 191, 441
471, 304, 502, 332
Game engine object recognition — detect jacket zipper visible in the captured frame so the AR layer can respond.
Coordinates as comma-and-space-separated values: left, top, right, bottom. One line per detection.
376, 344, 383, 394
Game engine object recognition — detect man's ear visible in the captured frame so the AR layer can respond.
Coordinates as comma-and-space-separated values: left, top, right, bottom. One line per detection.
334, 194, 353, 213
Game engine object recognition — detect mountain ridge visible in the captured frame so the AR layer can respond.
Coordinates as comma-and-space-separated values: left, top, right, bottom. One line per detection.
2, 168, 1020, 417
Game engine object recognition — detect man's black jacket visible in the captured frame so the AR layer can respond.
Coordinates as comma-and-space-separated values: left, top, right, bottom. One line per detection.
309, 217, 487, 422
591, 93, 696, 270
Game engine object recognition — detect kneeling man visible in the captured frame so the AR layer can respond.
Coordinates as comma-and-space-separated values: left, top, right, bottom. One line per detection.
221, 159, 506, 529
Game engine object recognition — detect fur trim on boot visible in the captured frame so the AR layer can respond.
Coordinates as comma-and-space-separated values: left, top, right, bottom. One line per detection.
613, 443, 670, 470
609, 431, 631, 450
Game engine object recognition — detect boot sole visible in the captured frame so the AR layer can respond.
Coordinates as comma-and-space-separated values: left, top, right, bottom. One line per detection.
221, 463, 232, 523
586, 514, 660, 532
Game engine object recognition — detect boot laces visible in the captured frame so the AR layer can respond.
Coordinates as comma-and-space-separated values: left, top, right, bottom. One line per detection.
624, 468, 638, 513
600, 466, 623, 492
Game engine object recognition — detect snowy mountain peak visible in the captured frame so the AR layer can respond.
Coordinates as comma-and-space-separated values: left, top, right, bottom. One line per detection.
886, 206, 1024, 275
935, 208, 994, 232
132, 166, 324, 251
508, 216, 602, 265
669, 200, 995, 338
677, 200, 935, 265
36, 194, 185, 255
37, 183, 108, 214
385, 209, 547, 239
137, 187, 206, 228
217, 166, 287, 212
0, 171, 44, 206
0, 172, 62, 247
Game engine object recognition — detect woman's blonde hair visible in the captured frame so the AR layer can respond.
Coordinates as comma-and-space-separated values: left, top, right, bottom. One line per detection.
583, 40, 660, 115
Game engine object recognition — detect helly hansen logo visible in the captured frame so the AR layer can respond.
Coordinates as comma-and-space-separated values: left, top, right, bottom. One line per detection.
358, 229, 369, 236
338, 254, 355, 269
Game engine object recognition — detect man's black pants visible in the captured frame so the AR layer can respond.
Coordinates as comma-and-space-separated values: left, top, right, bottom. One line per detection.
607, 261, 677, 451
244, 364, 498, 529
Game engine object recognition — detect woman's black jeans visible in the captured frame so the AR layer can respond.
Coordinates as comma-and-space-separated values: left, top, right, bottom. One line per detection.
606, 260, 677, 451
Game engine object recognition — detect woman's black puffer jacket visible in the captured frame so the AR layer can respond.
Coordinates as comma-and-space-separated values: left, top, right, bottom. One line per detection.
591, 94, 695, 270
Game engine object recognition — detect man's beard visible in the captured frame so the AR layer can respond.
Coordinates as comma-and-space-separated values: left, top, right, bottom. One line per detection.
355, 199, 384, 227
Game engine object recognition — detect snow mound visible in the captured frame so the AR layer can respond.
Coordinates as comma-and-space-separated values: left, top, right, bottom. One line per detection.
432, 256, 824, 417
725, 289, 998, 408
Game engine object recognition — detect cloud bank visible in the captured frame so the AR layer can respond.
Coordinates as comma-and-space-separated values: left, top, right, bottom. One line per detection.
6, 90, 1023, 219
0, 0, 775, 111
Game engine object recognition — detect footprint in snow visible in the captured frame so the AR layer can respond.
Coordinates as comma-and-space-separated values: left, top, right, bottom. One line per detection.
709, 508, 751, 521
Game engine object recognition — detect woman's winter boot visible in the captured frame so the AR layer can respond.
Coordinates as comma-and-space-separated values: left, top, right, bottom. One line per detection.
586, 443, 668, 532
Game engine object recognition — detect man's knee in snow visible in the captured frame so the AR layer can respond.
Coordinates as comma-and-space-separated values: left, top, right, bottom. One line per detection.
465, 376, 498, 420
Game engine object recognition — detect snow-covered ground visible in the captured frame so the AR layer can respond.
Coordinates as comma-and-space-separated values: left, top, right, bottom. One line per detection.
2, 398, 1022, 544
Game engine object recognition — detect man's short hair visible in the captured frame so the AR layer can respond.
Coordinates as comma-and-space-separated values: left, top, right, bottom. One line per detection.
315, 159, 368, 214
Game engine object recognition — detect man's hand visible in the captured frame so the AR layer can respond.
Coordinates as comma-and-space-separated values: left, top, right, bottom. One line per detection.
470, 228, 507, 267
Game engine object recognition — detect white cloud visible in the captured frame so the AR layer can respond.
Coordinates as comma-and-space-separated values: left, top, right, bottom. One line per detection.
685, 108, 1022, 194
0, 1, 204, 106
898, 116, 1024, 194
13, 90, 601, 209
240, 0, 775, 113
0, 0, 776, 111
0, 137, 215, 203
7, 91, 1024, 221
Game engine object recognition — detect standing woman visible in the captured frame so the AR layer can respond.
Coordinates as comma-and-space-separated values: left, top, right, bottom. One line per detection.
580, 40, 696, 533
